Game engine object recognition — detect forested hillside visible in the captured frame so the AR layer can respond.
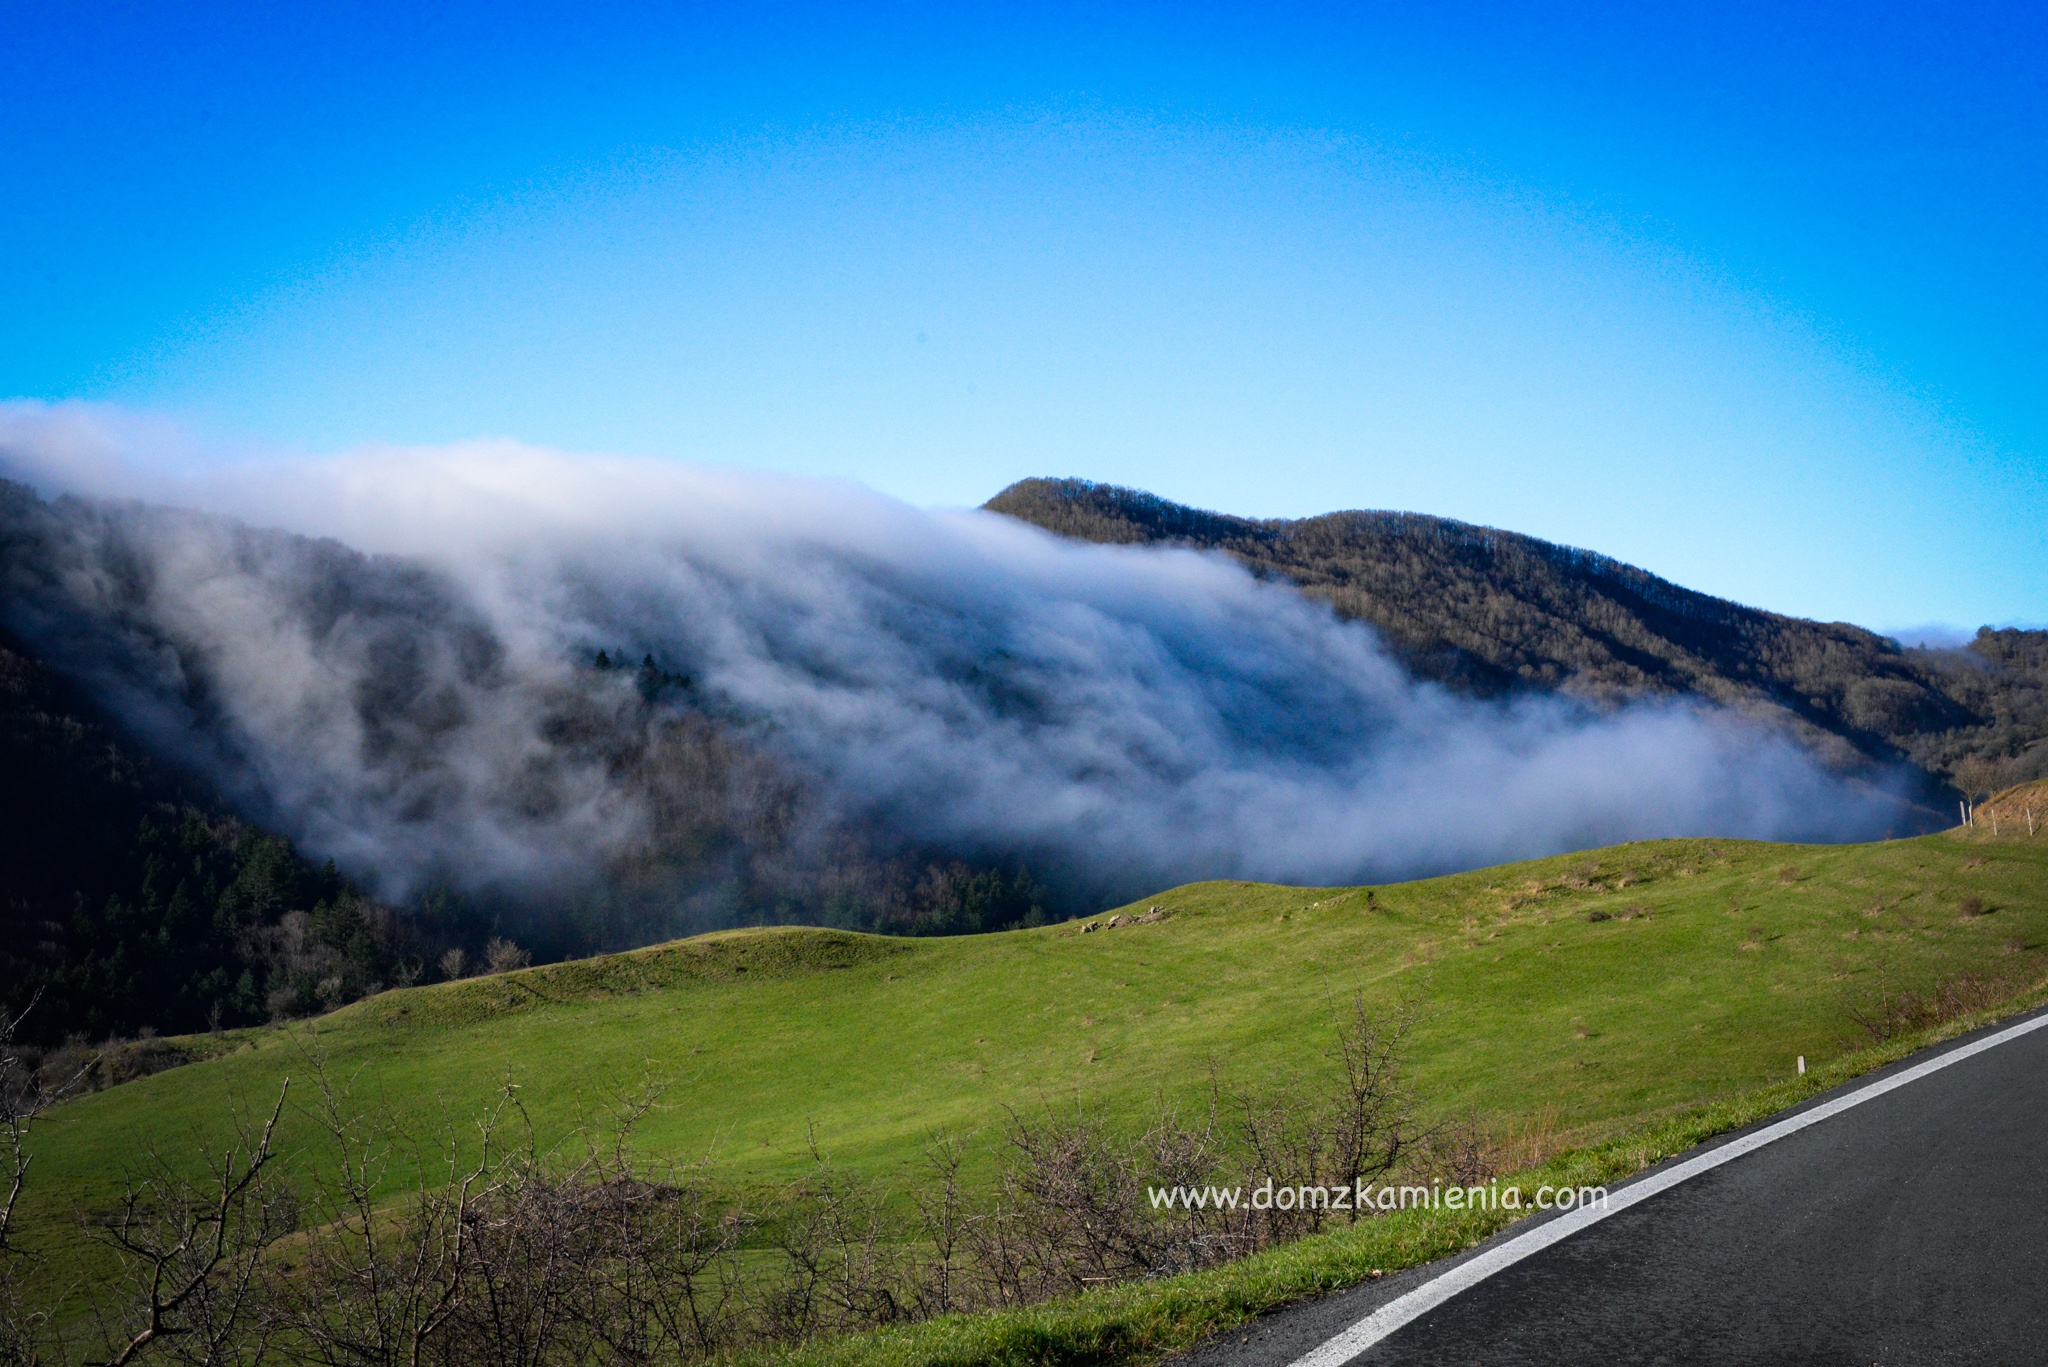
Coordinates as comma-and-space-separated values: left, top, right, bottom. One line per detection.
0, 613, 1052, 1042
0, 629, 428, 1043
986, 478, 2048, 797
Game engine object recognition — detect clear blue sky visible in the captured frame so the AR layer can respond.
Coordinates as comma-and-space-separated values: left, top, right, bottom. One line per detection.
3, 1, 2044, 631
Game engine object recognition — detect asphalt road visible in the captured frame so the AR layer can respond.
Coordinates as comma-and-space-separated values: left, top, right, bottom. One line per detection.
1176, 1007, 2048, 1367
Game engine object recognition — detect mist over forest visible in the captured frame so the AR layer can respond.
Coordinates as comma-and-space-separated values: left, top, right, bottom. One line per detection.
0, 419, 1928, 966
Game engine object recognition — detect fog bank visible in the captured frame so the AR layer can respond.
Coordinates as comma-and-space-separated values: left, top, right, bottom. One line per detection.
0, 405, 1912, 925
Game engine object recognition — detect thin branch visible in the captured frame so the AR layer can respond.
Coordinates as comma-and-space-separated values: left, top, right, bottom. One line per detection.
90, 1079, 289, 1367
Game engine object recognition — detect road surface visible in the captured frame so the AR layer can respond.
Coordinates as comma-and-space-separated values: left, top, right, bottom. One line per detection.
1176, 1007, 2048, 1367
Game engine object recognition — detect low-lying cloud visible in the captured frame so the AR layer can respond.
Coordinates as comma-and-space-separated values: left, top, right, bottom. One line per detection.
0, 402, 1911, 929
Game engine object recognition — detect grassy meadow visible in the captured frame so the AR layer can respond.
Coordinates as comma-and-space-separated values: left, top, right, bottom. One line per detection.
18, 819, 2048, 1339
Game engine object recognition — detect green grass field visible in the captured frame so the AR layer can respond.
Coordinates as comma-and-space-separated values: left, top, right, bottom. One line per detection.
18, 824, 2048, 1341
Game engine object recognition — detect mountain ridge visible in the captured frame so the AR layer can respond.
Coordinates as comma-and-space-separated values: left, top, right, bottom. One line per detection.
984, 477, 2048, 798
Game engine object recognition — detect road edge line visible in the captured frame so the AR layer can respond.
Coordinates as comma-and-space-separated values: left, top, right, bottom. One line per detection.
1288, 1007, 2048, 1367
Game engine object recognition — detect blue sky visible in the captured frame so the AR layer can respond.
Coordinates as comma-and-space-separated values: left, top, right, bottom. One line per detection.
3, 1, 2044, 631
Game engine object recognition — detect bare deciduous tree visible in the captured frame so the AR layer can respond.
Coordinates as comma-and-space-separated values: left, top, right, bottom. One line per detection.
88, 1083, 293, 1367
3, 995, 94, 1366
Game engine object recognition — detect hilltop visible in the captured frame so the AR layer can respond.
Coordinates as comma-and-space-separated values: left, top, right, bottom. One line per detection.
985, 478, 2048, 797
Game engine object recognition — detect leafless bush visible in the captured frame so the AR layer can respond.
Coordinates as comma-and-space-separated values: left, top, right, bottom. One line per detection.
968, 1105, 1186, 1303
564, 1167, 752, 1362
256, 1061, 757, 1367
19, 997, 1454, 1366
757, 1141, 907, 1341
4, 996, 97, 1365
1136, 1100, 1246, 1276
961, 995, 1426, 1305
1848, 963, 2012, 1043
86, 1085, 294, 1367
900, 1138, 973, 1318
256, 1062, 499, 1367
1235, 995, 1422, 1240
437, 1135, 754, 1366
482, 940, 531, 976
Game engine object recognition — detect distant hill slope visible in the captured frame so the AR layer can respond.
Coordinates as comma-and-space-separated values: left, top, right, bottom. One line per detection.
1978, 779, 2048, 833
985, 478, 2048, 796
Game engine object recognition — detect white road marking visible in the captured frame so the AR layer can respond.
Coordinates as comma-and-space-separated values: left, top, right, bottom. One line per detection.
1289, 1009, 2048, 1367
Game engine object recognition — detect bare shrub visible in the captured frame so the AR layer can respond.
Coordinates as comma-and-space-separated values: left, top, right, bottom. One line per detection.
570, 1166, 752, 1361
259, 1062, 498, 1367
961, 995, 1421, 1305
1957, 895, 1987, 917
15, 996, 1453, 1366
1848, 963, 2012, 1043
1137, 1100, 1245, 1276
1235, 995, 1416, 1243
438, 948, 468, 982
969, 1105, 1195, 1303
263, 1059, 757, 1367
5, 1034, 188, 1104
1412, 1114, 1497, 1190
87, 1085, 294, 1367
4, 996, 95, 1364
900, 1139, 972, 1318
482, 939, 531, 975
759, 1142, 906, 1341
